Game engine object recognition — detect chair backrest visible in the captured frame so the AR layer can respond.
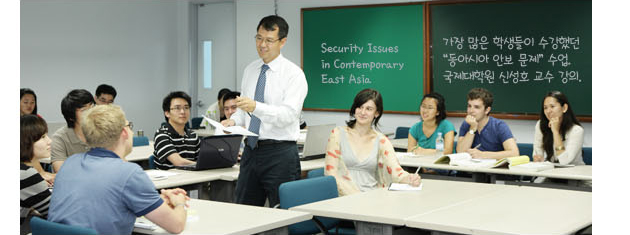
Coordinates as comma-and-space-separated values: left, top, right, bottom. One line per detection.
279, 176, 340, 234
191, 117, 203, 129
307, 168, 325, 178
583, 147, 592, 165
31, 217, 98, 235
394, 127, 410, 139
517, 143, 534, 161
148, 155, 156, 169
133, 136, 150, 147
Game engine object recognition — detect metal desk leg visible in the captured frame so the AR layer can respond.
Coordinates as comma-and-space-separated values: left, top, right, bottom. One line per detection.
356, 221, 393, 235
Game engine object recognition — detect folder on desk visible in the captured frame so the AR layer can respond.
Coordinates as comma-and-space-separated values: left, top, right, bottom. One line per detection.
434, 154, 530, 168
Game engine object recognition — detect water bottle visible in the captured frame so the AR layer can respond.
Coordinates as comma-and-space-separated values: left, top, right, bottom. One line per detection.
435, 132, 444, 157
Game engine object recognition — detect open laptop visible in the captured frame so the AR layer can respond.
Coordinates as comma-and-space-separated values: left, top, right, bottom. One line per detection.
299, 124, 335, 160
176, 134, 242, 171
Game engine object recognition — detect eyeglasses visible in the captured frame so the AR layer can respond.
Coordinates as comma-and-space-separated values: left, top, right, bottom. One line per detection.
170, 106, 190, 112
126, 122, 133, 130
255, 35, 281, 44
98, 97, 114, 104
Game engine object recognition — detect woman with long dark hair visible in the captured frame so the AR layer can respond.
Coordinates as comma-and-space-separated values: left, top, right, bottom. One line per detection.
532, 91, 584, 165
324, 88, 421, 196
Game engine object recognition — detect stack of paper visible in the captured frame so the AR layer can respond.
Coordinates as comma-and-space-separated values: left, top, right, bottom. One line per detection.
388, 183, 423, 191
203, 116, 258, 136
145, 170, 179, 181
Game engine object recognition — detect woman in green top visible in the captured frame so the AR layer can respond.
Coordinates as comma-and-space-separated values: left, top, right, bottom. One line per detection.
407, 92, 456, 155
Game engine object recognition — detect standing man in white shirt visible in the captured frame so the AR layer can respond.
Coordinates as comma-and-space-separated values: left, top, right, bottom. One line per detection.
222, 15, 307, 207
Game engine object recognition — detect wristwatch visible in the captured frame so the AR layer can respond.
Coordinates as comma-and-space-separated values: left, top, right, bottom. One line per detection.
468, 129, 476, 135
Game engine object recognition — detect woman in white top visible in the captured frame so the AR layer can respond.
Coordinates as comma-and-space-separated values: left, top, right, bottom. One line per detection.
533, 91, 584, 165
324, 89, 421, 196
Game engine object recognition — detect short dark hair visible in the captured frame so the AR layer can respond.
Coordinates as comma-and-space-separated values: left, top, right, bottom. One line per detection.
539, 91, 581, 159
61, 89, 95, 128
467, 88, 493, 109
21, 115, 48, 163
95, 84, 117, 99
421, 92, 447, 124
217, 88, 231, 100
222, 91, 240, 105
257, 15, 289, 40
162, 91, 192, 122
20, 88, 38, 115
346, 89, 383, 129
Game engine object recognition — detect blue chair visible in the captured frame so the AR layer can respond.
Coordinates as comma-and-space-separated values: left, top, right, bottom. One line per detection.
517, 143, 534, 161
191, 117, 203, 129
279, 176, 355, 235
148, 155, 156, 169
394, 126, 410, 139
307, 168, 325, 178
583, 147, 592, 165
133, 136, 150, 147
31, 217, 97, 235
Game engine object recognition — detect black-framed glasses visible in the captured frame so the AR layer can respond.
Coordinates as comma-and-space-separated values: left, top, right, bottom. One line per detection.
170, 106, 190, 112
126, 122, 133, 130
255, 35, 281, 44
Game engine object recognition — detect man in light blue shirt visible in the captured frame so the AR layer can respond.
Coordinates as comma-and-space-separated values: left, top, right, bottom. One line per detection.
49, 104, 189, 234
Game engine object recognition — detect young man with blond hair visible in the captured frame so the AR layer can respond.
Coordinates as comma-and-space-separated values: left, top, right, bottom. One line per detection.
49, 104, 189, 234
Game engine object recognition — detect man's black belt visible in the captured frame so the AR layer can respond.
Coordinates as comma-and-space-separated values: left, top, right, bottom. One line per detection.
246, 138, 296, 146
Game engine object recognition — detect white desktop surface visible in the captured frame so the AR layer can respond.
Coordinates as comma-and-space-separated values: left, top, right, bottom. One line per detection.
405, 186, 592, 235
398, 154, 592, 181
300, 158, 325, 171
290, 180, 509, 226
134, 199, 311, 235
147, 169, 222, 189
391, 138, 408, 149
126, 142, 154, 162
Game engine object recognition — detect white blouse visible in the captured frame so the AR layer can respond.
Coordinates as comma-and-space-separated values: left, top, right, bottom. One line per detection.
533, 120, 585, 165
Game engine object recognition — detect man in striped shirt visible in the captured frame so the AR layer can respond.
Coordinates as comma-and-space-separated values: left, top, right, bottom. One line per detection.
153, 91, 200, 170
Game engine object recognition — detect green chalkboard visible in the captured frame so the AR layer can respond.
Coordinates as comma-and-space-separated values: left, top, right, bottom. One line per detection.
302, 4, 424, 113
430, 0, 591, 116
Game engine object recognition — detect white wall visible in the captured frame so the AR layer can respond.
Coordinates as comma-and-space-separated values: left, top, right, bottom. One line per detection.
21, 0, 190, 135
233, 0, 592, 147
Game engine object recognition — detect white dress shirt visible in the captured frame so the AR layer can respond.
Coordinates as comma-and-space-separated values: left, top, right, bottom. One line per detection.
533, 120, 585, 165
231, 54, 308, 141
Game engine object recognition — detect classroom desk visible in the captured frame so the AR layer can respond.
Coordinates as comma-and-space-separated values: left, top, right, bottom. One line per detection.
398, 154, 593, 182
391, 138, 408, 150
134, 199, 312, 235
300, 158, 325, 171
290, 180, 510, 234
405, 185, 592, 235
290, 180, 591, 235
147, 169, 223, 190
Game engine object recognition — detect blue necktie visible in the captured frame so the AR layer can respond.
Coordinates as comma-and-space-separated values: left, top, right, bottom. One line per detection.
247, 64, 269, 149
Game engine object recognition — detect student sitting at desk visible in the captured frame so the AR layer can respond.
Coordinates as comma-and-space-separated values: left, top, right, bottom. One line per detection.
20, 115, 52, 227
49, 104, 189, 235
153, 91, 200, 170
221, 91, 240, 120
201, 88, 231, 127
408, 92, 456, 175
408, 92, 456, 155
324, 89, 421, 196
93, 84, 117, 105
20, 88, 39, 117
456, 88, 519, 159
51, 89, 95, 173
533, 91, 584, 165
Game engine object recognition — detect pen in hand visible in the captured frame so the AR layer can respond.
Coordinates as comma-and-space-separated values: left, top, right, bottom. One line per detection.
473, 143, 481, 149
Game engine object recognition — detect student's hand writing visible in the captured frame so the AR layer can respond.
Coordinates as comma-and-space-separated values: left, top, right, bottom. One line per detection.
548, 117, 560, 133
236, 96, 256, 113
533, 155, 545, 162
465, 115, 478, 130
467, 148, 484, 158
407, 174, 422, 187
